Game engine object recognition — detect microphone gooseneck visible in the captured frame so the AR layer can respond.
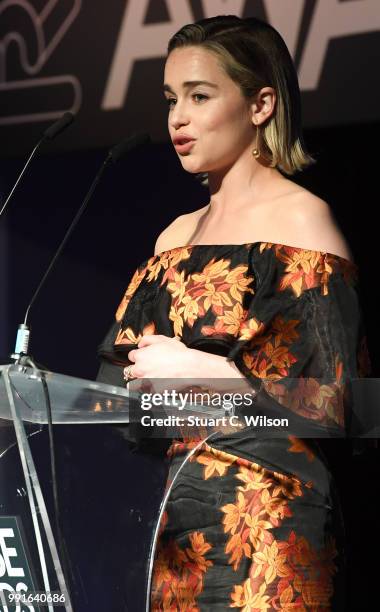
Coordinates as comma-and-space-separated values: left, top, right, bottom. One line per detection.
0, 112, 75, 219
12, 131, 151, 362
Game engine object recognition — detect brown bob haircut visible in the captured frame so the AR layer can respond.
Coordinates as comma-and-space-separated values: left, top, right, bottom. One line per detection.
167, 15, 315, 176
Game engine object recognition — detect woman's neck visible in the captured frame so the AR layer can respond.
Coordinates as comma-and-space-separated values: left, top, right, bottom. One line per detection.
207, 160, 287, 214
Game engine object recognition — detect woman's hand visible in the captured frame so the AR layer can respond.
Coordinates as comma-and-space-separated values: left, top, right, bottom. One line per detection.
127, 334, 196, 380
125, 333, 254, 403
126, 334, 199, 394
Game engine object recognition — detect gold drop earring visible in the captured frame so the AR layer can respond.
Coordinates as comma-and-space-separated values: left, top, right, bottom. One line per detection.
252, 123, 260, 159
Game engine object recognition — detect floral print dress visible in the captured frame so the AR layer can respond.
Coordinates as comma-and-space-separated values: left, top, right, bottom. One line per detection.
97, 242, 370, 611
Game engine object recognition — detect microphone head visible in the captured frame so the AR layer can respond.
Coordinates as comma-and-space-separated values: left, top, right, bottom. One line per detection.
109, 133, 151, 163
42, 112, 75, 141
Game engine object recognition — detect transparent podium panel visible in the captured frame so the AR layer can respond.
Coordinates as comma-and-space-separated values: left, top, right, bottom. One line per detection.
0, 364, 130, 424
0, 366, 378, 611
0, 365, 170, 612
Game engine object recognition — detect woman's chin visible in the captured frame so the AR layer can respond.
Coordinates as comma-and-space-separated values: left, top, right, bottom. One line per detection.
180, 159, 208, 174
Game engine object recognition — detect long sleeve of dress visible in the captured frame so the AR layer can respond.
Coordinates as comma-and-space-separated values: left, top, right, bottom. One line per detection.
224, 244, 371, 441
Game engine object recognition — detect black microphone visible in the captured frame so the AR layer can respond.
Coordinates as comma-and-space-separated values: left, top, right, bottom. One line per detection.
12, 132, 151, 362
0, 112, 74, 219
42, 112, 74, 141
109, 132, 150, 163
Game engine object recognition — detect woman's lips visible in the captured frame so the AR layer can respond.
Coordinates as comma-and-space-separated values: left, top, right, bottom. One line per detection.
174, 140, 195, 154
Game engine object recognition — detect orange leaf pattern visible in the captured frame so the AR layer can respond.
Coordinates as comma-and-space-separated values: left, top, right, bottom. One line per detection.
114, 245, 256, 346
168, 256, 255, 338
114, 320, 156, 347
99, 242, 367, 609
241, 315, 300, 380
258, 242, 358, 297
261, 374, 346, 429
151, 439, 342, 610
220, 455, 303, 571
192, 444, 236, 479
229, 529, 338, 610
115, 259, 154, 323
151, 531, 213, 611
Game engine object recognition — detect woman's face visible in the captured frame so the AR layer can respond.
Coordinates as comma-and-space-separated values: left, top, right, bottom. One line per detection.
163, 46, 256, 175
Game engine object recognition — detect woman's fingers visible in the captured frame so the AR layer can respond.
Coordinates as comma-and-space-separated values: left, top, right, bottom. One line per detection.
127, 349, 136, 362
137, 334, 173, 348
127, 334, 187, 379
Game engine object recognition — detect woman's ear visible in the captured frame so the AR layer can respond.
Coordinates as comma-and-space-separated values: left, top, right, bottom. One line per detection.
251, 87, 276, 125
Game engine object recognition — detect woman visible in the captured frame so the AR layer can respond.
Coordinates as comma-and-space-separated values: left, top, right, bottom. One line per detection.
97, 15, 370, 610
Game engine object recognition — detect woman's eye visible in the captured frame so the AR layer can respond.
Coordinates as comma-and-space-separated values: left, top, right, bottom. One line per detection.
192, 93, 208, 102
165, 94, 208, 109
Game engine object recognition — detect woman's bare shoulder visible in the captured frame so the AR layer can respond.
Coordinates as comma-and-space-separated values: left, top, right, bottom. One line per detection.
154, 205, 209, 255
275, 188, 354, 261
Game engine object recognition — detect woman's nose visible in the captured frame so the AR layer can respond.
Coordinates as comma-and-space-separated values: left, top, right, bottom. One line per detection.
169, 101, 190, 129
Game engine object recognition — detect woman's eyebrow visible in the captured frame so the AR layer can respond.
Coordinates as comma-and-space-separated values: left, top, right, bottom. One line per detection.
163, 80, 219, 93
